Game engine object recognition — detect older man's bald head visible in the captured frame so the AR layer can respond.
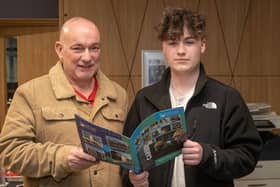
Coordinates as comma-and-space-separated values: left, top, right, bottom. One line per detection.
59, 17, 100, 42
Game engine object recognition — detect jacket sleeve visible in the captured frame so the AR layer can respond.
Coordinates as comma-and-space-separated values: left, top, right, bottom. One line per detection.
198, 90, 263, 180
0, 85, 73, 182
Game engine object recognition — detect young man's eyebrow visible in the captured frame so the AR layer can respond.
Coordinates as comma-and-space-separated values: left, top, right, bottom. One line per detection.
184, 36, 196, 40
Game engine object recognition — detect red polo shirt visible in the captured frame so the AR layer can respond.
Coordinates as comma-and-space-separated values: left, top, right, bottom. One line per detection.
74, 77, 98, 105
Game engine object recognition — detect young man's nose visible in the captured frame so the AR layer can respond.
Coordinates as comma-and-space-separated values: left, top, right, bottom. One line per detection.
177, 43, 186, 55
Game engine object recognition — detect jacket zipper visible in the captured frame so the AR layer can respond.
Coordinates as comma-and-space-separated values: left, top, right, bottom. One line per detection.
213, 149, 217, 168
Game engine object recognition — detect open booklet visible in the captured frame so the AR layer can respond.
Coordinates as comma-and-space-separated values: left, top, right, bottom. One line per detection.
75, 107, 187, 173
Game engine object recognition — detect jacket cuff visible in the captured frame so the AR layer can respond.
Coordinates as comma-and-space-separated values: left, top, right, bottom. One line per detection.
199, 143, 214, 167
52, 145, 73, 181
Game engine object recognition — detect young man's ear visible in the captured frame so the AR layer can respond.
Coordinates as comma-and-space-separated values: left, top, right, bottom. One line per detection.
55, 41, 63, 60
200, 38, 207, 54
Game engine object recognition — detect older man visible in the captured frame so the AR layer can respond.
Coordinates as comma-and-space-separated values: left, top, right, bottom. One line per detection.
0, 17, 128, 187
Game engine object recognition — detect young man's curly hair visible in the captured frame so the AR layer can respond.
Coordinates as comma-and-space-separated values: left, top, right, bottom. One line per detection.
156, 8, 206, 41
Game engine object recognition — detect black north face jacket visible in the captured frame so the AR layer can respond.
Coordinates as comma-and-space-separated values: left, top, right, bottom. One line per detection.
121, 64, 262, 187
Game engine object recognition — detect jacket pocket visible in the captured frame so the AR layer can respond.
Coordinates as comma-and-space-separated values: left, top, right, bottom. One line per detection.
41, 106, 76, 121
101, 108, 126, 122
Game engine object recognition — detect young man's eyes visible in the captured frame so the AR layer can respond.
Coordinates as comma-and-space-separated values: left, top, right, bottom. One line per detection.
184, 40, 195, 45
167, 39, 196, 46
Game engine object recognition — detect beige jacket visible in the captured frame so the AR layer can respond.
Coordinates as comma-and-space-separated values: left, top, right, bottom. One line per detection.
0, 62, 128, 187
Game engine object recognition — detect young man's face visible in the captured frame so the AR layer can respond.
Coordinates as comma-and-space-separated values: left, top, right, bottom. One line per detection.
162, 27, 206, 74
55, 21, 101, 84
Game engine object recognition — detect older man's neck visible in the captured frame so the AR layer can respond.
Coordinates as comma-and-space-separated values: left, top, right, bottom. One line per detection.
71, 79, 95, 97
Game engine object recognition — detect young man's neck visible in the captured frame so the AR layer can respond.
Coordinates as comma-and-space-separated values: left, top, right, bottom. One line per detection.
170, 67, 199, 96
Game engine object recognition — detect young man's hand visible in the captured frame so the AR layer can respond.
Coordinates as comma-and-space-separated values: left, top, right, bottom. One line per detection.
182, 139, 203, 165
129, 170, 149, 187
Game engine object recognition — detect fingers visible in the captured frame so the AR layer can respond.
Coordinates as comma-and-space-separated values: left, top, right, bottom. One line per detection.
129, 170, 149, 187
68, 147, 98, 171
182, 140, 203, 165
71, 147, 97, 162
79, 150, 98, 163
68, 157, 96, 171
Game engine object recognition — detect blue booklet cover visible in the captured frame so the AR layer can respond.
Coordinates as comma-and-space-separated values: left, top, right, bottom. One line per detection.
75, 107, 186, 173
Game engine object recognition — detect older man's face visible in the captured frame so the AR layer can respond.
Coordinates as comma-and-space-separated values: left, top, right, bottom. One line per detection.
56, 20, 101, 84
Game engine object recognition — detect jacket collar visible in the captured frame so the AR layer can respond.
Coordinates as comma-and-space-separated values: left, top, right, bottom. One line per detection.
95, 69, 118, 101
193, 63, 208, 97
49, 62, 75, 99
49, 62, 118, 101
143, 63, 208, 110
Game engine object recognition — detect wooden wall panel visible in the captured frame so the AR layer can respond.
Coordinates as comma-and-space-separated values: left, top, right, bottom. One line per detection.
0, 38, 6, 129
131, 76, 142, 96
235, 77, 280, 113
164, 0, 199, 10
236, 0, 280, 76
199, 0, 231, 75
131, 0, 164, 77
111, 0, 147, 71
215, 0, 250, 71
17, 31, 58, 84
267, 78, 280, 113
126, 78, 136, 108
108, 76, 129, 93
235, 77, 269, 102
211, 76, 233, 87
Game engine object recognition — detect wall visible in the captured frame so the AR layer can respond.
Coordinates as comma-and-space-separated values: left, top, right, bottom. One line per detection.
61, 0, 280, 112
17, 31, 58, 85
0, 38, 6, 128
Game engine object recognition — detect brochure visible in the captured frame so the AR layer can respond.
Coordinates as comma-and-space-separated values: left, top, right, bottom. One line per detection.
75, 107, 186, 173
